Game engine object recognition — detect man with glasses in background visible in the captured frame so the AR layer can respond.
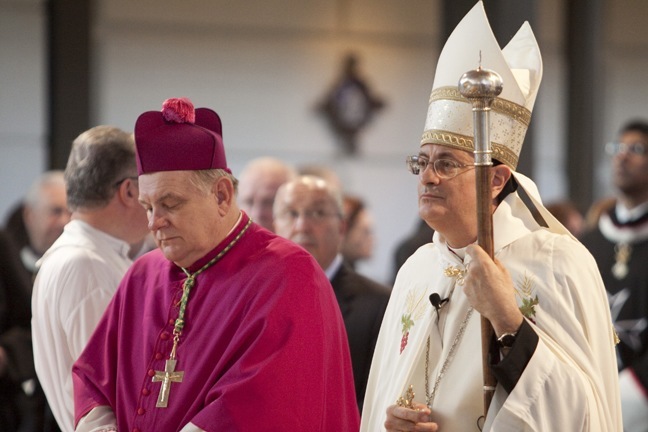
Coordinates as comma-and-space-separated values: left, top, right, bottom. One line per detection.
581, 120, 648, 432
4, 170, 71, 282
273, 175, 390, 411
32, 126, 150, 432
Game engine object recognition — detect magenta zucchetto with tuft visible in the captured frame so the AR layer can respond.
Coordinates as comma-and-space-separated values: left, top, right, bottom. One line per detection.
134, 97, 230, 175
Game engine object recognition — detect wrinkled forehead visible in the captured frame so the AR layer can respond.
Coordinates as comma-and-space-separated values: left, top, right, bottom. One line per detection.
38, 183, 67, 205
280, 183, 337, 209
138, 170, 199, 200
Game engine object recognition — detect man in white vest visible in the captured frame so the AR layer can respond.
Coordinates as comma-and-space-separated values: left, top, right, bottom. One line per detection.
360, 3, 622, 431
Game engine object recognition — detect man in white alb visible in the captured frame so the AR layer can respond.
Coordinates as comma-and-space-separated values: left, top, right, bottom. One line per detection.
360, 3, 622, 431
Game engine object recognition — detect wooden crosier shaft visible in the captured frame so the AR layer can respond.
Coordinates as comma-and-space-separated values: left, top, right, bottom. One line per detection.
459, 65, 503, 416
472, 104, 496, 415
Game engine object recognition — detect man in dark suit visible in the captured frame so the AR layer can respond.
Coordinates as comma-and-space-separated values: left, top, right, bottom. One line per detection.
4, 170, 70, 282
273, 175, 390, 410
581, 120, 648, 431
0, 170, 70, 432
0, 229, 35, 431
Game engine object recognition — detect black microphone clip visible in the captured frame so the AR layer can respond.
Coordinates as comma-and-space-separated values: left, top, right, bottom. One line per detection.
429, 293, 449, 313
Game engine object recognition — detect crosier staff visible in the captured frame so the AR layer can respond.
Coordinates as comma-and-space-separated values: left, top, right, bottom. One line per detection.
458, 64, 503, 416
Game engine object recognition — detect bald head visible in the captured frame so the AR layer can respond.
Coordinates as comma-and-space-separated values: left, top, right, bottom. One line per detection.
238, 157, 297, 231
297, 164, 343, 192
273, 176, 345, 270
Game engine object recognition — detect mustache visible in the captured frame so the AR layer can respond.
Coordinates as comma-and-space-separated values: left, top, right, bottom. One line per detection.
421, 185, 440, 195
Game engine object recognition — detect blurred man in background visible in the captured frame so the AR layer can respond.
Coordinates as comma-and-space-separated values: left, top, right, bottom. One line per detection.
581, 120, 648, 432
274, 175, 389, 409
238, 156, 296, 231
4, 171, 70, 281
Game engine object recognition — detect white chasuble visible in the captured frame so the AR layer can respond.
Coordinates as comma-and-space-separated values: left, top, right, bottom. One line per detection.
361, 192, 622, 431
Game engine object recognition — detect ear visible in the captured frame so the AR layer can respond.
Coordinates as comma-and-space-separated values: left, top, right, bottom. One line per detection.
491, 164, 512, 199
117, 179, 137, 207
214, 176, 234, 216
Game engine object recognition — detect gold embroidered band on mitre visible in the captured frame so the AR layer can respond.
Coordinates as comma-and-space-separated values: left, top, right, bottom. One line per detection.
420, 86, 532, 170
428, 87, 531, 126
420, 129, 519, 170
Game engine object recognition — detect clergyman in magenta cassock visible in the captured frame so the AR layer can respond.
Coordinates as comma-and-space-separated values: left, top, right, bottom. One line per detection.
72, 98, 360, 431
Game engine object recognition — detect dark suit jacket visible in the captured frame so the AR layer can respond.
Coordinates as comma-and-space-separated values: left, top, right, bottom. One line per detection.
0, 229, 33, 431
330, 262, 390, 410
0, 229, 60, 432
4, 204, 39, 284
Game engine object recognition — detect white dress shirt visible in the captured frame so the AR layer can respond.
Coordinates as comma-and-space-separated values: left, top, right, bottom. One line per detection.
32, 220, 133, 432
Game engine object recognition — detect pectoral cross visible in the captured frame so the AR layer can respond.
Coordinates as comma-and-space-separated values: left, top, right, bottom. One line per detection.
396, 385, 415, 408
152, 358, 184, 408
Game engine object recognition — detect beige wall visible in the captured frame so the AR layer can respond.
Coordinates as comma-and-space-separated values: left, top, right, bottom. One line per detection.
2, 0, 648, 283
96, 0, 440, 283
0, 0, 47, 221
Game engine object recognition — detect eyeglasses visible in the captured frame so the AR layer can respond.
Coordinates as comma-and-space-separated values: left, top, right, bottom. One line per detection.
605, 141, 647, 156
113, 176, 139, 188
406, 155, 475, 179
275, 208, 341, 224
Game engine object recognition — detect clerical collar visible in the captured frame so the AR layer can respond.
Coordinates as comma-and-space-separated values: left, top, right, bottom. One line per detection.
20, 245, 40, 273
600, 210, 648, 244
229, 211, 243, 236
324, 254, 343, 280
615, 201, 648, 224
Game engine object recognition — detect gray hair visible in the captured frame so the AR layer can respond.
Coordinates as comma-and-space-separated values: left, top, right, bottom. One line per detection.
188, 169, 239, 195
65, 126, 136, 211
24, 170, 65, 208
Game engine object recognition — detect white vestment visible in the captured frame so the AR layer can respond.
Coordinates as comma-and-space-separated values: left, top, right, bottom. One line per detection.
361, 191, 622, 431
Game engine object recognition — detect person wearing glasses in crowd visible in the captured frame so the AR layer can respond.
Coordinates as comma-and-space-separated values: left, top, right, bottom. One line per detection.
4, 170, 71, 282
273, 175, 390, 410
72, 99, 359, 431
360, 4, 621, 431
581, 120, 648, 432
31, 126, 150, 432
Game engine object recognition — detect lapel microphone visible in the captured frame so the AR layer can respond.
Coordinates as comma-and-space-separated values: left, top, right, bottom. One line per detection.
429, 293, 449, 313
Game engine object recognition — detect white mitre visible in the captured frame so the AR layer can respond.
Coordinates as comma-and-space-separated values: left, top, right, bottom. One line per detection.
421, 1, 542, 171
421, 1, 573, 239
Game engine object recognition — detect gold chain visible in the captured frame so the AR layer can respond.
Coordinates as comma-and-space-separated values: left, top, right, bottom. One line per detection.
612, 242, 632, 280
424, 307, 474, 408
170, 218, 252, 359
